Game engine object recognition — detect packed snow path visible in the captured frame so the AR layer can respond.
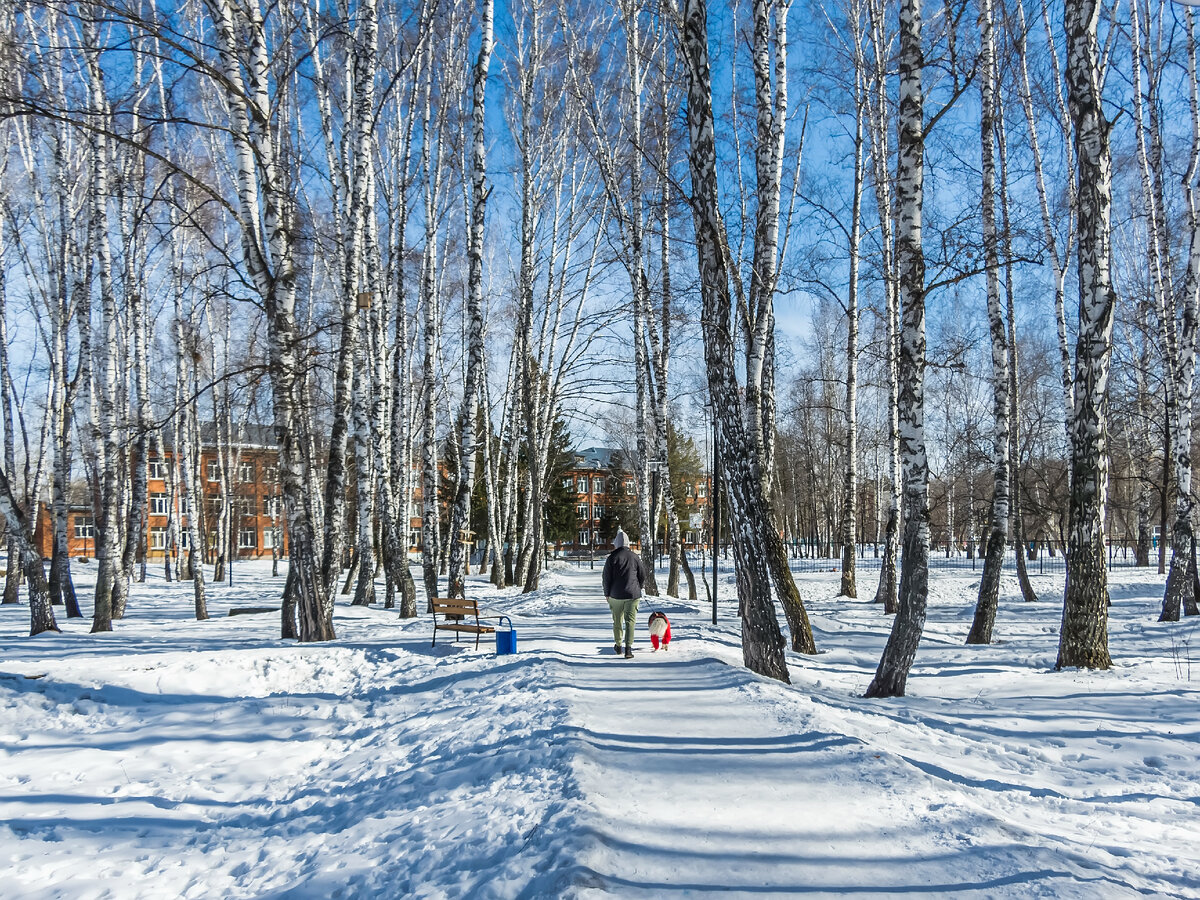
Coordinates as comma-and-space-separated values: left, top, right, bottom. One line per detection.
1, 562, 1198, 898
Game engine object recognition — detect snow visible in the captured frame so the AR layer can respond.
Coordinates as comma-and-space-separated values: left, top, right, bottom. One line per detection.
1, 559, 1199, 898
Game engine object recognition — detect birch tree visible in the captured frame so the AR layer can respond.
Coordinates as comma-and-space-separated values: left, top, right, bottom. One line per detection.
867, 0, 901, 614
1159, 6, 1200, 623
446, 0, 494, 602
0, 465, 59, 636
202, 0, 334, 641
966, 0, 1010, 645
1056, 0, 1116, 670
864, 0, 930, 697
681, 0, 797, 681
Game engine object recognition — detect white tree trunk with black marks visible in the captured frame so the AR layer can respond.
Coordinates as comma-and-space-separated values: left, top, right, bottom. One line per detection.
447, 0, 493, 603
841, 19, 867, 601
967, 0, 1009, 646
84, 21, 120, 634
204, 0, 333, 641
866, 0, 900, 614
680, 0, 808, 682
865, 0, 929, 697
1160, 9, 1200, 623
1057, 0, 1115, 670
0, 466, 59, 636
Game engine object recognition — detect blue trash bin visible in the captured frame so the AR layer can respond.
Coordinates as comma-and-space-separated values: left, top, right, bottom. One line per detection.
495, 616, 517, 655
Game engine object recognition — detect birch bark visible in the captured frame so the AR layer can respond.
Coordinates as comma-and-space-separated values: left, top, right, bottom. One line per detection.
865, 0, 929, 697
1056, 0, 1115, 669
204, 0, 333, 641
967, 0, 1009, 645
868, 0, 900, 615
84, 18, 120, 634
447, 0, 494, 602
681, 0, 793, 682
1160, 9, 1200, 623
0, 466, 59, 636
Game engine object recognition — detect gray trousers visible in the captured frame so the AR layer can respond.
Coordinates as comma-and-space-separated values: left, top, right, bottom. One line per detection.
607, 596, 639, 647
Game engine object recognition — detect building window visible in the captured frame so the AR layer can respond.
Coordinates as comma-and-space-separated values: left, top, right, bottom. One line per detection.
149, 527, 168, 551
409, 530, 421, 549
578, 530, 589, 545
594, 505, 605, 520
179, 531, 190, 550
261, 464, 278, 484
206, 460, 220, 482
262, 529, 275, 550
238, 528, 258, 550
592, 477, 604, 493
147, 459, 167, 480
235, 497, 256, 518
180, 495, 191, 515
73, 516, 95, 539
239, 461, 255, 482
150, 493, 170, 516
577, 504, 589, 519
685, 482, 695, 497
624, 480, 635, 496
699, 482, 708, 498
577, 476, 588, 492
563, 476, 574, 490
264, 495, 281, 517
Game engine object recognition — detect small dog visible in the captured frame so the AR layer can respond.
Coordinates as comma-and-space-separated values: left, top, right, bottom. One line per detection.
648, 611, 671, 651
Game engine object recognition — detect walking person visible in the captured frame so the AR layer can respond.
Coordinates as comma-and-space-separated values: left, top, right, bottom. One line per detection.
603, 528, 646, 658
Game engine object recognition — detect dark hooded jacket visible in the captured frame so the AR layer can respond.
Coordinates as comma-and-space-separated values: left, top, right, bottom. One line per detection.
603, 546, 646, 600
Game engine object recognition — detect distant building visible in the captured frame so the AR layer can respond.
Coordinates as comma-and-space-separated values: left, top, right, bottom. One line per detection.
559, 447, 710, 555
34, 424, 287, 562
32, 439, 708, 563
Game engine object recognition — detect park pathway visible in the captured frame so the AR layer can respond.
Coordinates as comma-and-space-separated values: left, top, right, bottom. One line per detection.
514, 570, 1135, 898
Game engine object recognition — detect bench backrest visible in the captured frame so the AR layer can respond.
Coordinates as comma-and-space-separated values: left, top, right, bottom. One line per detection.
432, 599, 481, 618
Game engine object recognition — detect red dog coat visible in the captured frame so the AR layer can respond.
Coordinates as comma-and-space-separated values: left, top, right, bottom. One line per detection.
648, 611, 671, 650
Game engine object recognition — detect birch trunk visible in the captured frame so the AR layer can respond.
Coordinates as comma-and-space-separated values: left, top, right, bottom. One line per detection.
967, 0, 1009, 645
204, 0, 332, 641
868, 0, 900, 614
85, 23, 119, 634
1160, 10, 1200, 623
348, 0, 380, 609
0, 223, 18, 605
171, 224, 207, 621
996, 77, 1038, 604
681, 0, 793, 682
1056, 0, 1115, 670
0, 466, 59, 636
447, 0, 494, 602
865, 0, 929, 697
841, 30, 866, 600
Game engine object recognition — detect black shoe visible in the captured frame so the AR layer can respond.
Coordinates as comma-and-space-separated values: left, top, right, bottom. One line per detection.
613, 643, 622, 654
624, 646, 634, 659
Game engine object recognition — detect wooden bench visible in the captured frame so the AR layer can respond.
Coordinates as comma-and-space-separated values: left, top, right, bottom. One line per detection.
431, 598, 505, 649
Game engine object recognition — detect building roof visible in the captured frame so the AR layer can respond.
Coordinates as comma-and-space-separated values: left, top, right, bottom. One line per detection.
572, 447, 627, 471
160, 422, 279, 451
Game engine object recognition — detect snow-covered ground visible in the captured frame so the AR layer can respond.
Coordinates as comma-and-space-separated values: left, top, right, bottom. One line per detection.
1, 557, 1198, 898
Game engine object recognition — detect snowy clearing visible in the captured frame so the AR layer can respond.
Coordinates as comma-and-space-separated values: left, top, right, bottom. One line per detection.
1, 560, 1198, 898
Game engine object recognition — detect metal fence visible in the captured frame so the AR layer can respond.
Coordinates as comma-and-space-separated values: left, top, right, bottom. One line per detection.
779, 547, 1148, 577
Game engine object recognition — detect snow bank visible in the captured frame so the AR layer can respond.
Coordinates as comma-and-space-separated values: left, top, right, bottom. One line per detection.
0, 560, 1196, 897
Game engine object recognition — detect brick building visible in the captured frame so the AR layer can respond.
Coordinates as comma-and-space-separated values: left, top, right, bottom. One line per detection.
560, 447, 710, 555
32, 440, 706, 563
34, 424, 288, 562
